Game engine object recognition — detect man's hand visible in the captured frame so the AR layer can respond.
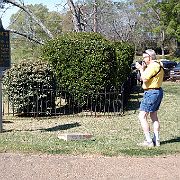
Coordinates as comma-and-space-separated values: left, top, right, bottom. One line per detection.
136, 61, 147, 70
135, 62, 142, 70
135, 61, 148, 82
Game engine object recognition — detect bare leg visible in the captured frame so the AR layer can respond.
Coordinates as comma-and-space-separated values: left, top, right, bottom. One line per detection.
138, 111, 152, 142
150, 111, 160, 146
150, 111, 160, 131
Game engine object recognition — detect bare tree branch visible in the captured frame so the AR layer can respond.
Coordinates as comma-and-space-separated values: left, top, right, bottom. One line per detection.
150, 6, 161, 21
5, 0, 54, 38
112, 20, 121, 39
10, 29, 44, 45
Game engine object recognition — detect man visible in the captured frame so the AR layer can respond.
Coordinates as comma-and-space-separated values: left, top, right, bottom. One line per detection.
136, 49, 164, 147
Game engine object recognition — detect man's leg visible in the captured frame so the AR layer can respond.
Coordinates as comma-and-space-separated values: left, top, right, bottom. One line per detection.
150, 111, 160, 146
138, 111, 153, 144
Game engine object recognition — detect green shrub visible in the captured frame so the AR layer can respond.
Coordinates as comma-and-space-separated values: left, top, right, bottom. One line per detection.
41, 32, 117, 106
3, 60, 56, 116
113, 41, 135, 86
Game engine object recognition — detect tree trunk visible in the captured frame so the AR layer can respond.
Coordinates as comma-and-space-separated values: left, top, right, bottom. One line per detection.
67, 0, 83, 32
161, 29, 165, 56
93, 0, 98, 32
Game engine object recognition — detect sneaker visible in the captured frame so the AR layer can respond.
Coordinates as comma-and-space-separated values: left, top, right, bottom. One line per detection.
153, 140, 160, 147
137, 141, 154, 148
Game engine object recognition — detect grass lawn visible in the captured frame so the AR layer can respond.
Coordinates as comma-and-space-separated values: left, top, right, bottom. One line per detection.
0, 81, 179, 157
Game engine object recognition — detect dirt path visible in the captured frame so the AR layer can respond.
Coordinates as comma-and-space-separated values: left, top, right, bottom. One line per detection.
0, 153, 180, 180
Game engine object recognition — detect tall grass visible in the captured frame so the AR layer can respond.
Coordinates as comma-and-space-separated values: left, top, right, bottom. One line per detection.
0, 81, 179, 157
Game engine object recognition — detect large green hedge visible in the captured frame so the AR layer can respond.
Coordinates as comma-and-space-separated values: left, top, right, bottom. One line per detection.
113, 41, 135, 86
3, 32, 135, 115
41, 32, 118, 106
3, 60, 56, 116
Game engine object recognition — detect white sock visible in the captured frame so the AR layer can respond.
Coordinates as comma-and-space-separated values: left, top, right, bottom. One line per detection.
153, 132, 160, 141
144, 132, 152, 143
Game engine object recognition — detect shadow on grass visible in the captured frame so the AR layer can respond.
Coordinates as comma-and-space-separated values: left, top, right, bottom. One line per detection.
161, 137, 180, 145
2, 129, 13, 133
2, 120, 13, 124
39, 122, 81, 132
2, 122, 81, 133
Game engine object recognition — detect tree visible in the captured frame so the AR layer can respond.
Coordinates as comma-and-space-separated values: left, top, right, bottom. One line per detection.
1, 0, 178, 56
8, 4, 63, 62
67, 0, 83, 32
161, 1, 180, 50
66, 0, 99, 32
113, 1, 138, 42
78, 0, 119, 36
1, 0, 55, 44
132, 0, 180, 55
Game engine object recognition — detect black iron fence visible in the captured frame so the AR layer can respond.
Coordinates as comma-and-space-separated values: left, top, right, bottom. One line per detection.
2, 75, 137, 117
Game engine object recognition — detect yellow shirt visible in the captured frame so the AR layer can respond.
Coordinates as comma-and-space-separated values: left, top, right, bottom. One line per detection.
142, 61, 164, 90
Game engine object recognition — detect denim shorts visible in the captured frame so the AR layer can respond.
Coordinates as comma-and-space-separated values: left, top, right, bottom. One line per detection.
139, 88, 163, 112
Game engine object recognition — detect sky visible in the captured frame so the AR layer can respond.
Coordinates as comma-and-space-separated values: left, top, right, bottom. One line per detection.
0, 0, 67, 28
0, 0, 122, 29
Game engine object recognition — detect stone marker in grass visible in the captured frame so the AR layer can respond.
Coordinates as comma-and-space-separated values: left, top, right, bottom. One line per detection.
58, 133, 93, 141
